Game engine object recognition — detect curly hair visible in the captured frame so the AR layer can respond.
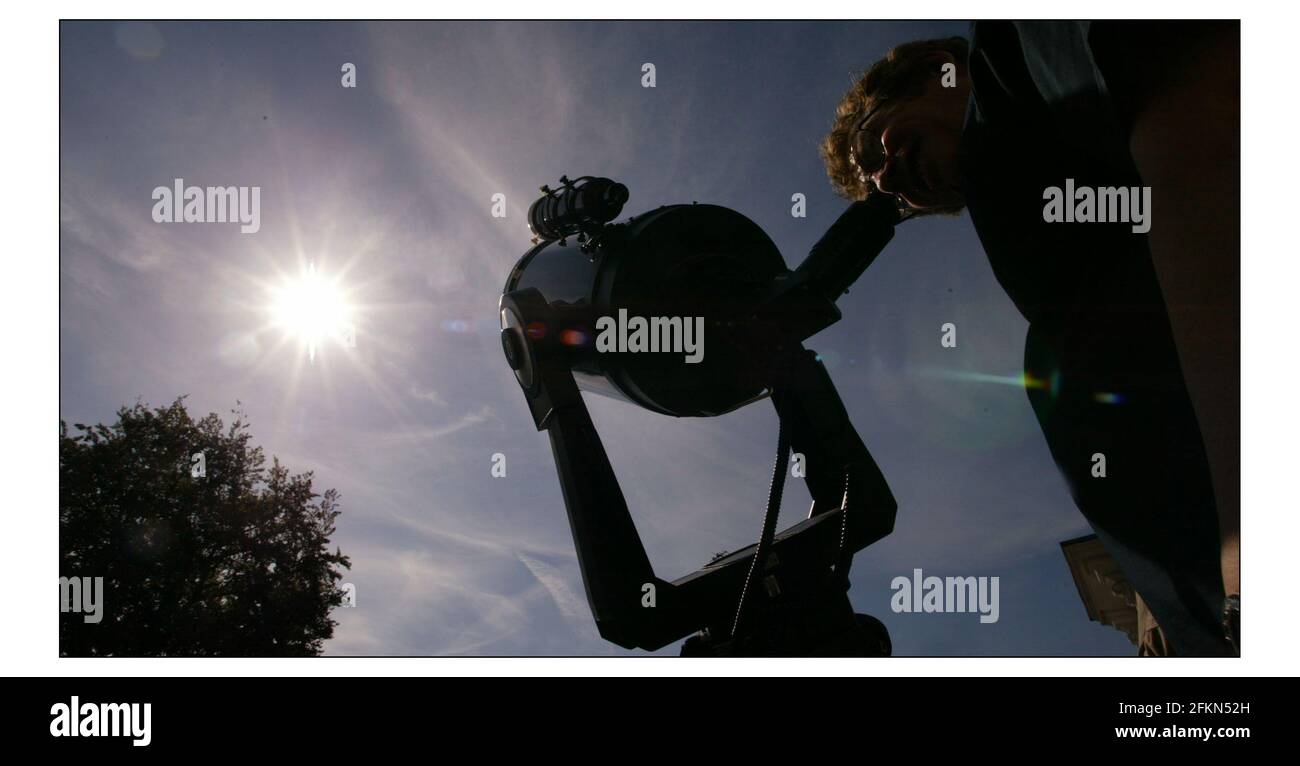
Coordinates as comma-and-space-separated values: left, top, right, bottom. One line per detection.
819, 36, 970, 207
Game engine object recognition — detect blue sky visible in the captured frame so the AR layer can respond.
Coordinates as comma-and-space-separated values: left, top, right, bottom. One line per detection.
59, 20, 1133, 655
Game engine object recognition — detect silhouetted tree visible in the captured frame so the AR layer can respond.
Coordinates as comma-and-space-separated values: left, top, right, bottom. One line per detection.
59, 398, 351, 656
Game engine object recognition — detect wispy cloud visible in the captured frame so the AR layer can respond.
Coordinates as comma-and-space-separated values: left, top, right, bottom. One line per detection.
516, 553, 586, 619
367, 405, 496, 445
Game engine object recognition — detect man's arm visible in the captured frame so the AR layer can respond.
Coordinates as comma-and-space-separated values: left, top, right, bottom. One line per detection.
1095, 22, 1241, 598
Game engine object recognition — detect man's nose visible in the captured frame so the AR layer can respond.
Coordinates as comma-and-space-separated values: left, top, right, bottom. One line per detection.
872, 158, 899, 195
873, 125, 903, 194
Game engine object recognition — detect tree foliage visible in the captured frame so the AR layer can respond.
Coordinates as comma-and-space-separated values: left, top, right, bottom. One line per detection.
59, 398, 351, 656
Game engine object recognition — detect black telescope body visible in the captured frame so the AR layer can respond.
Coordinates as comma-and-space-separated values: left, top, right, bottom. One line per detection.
500, 176, 903, 654
508, 202, 787, 416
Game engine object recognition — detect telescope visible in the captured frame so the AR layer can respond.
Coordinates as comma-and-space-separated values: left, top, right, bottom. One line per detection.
499, 175, 903, 655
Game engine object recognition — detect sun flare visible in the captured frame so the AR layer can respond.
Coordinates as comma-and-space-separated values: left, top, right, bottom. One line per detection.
269, 263, 354, 361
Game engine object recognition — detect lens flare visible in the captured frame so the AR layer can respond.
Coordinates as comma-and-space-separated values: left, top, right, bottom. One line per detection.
560, 328, 589, 346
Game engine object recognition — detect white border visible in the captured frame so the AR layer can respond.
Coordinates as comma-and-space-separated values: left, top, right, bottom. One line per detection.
10, 2, 1298, 677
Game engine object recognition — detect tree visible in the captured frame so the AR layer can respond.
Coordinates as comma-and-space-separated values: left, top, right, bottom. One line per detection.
59, 398, 351, 656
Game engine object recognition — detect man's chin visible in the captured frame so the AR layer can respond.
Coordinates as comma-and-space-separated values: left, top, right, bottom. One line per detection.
901, 192, 941, 211
903, 187, 964, 212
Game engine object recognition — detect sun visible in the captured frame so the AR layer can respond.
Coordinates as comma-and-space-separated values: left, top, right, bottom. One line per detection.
269, 263, 355, 361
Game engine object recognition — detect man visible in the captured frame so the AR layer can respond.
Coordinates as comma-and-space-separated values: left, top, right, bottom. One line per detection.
820, 22, 1239, 655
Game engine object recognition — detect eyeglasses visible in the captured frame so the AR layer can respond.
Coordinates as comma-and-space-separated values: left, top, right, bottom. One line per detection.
848, 108, 888, 180
848, 105, 915, 219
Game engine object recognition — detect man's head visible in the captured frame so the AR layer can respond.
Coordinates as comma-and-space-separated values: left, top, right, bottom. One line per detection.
820, 36, 971, 215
